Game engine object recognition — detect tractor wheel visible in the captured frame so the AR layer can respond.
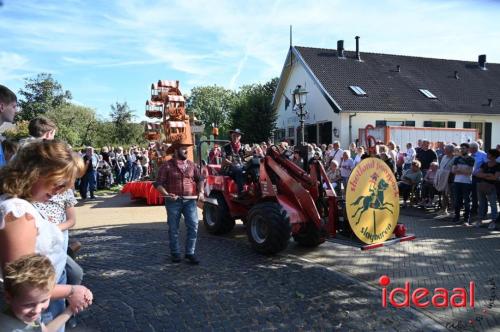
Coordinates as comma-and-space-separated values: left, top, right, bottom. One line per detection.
203, 192, 235, 234
293, 222, 326, 247
246, 202, 291, 254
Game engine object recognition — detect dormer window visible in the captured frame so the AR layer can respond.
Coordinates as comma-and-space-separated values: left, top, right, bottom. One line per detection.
419, 89, 437, 99
349, 85, 367, 96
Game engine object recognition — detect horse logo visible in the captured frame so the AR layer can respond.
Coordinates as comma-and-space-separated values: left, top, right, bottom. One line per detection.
350, 178, 394, 225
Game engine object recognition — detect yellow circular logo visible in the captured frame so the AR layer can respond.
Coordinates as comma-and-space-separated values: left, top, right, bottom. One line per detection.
346, 158, 399, 244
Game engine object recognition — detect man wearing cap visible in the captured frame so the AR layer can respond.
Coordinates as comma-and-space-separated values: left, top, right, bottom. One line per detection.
154, 142, 204, 264
222, 129, 246, 195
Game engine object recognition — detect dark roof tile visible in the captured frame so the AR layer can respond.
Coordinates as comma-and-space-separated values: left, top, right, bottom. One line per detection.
295, 46, 500, 114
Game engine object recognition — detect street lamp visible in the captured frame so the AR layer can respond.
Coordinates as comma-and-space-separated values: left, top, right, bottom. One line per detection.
292, 84, 308, 146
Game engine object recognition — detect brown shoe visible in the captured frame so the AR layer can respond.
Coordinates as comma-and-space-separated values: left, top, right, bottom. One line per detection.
69, 241, 82, 254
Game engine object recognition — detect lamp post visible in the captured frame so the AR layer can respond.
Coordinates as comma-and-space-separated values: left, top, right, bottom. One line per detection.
292, 84, 308, 146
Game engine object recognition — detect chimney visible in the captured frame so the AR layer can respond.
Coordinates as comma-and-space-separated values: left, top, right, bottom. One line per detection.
488, 98, 493, 107
396, 65, 401, 72
337, 40, 344, 58
454, 71, 459, 79
355, 36, 361, 60
478, 54, 487, 70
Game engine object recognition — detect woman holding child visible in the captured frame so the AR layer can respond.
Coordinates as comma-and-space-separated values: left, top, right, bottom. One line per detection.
0, 140, 93, 331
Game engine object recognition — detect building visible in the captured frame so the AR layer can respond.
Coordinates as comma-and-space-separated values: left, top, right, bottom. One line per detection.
272, 37, 500, 150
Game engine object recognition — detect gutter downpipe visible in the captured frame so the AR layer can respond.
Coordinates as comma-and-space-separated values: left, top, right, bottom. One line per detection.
349, 113, 357, 145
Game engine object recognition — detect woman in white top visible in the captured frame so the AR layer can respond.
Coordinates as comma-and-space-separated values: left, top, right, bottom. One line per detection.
0, 140, 93, 331
340, 151, 354, 192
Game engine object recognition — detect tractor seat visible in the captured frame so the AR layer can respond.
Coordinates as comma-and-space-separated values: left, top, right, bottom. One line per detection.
207, 164, 222, 175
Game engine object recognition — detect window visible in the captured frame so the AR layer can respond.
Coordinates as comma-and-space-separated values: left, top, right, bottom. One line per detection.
423, 121, 446, 128
419, 89, 437, 99
376, 120, 415, 127
447, 121, 456, 128
349, 86, 367, 96
288, 127, 295, 138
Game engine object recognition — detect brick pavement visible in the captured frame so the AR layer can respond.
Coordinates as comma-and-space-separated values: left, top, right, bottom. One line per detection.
2, 193, 498, 331
67, 195, 439, 331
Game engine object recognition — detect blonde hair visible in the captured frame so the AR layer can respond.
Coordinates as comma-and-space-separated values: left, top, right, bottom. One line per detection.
0, 140, 84, 200
3, 254, 56, 297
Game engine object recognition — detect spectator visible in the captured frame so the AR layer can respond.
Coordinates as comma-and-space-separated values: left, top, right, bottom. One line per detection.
114, 147, 127, 184
353, 146, 364, 166
292, 149, 304, 169
326, 160, 341, 196
208, 144, 222, 164
435, 144, 456, 216
348, 142, 357, 161
451, 143, 475, 225
475, 149, 500, 229
404, 142, 416, 171
328, 141, 343, 168
379, 152, 395, 175
28, 116, 57, 140
79, 147, 98, 200
0, 254, 75, 331
398, 160, 423, 208
1, 139, 19, 163
416, 139, 438, 177
0, 140, 93, 330
421, 162, 438, 207
340, 151, 354, 190
435, 141, 445, 163
469, 141, 487, 216
0, 85, 18, 166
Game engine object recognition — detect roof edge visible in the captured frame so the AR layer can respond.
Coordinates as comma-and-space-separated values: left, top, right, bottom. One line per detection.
292, 47, 342, 113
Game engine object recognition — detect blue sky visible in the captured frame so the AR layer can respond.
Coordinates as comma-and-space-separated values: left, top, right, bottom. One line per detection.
1, 0, 500, 122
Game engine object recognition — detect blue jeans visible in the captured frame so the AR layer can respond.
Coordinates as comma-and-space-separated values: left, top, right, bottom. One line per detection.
478, 187, 498, 220
165, 199, 199, 256
66, 256, 83, 285
453, 182, 472, 223
41, 270, 66, 332
80, 170, 96, 198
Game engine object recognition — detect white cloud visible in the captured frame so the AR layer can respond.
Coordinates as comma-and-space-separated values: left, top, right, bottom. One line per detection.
0, 52, 30, 81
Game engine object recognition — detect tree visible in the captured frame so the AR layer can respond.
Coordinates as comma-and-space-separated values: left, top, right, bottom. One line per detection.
231, 77, 279, 143
186, 86, 236, 138
110, 102, 141, 145
17, 73, 72, 121
46, 103, 98, 147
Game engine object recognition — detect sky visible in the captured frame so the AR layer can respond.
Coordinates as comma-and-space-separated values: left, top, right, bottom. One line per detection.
1, 0, 500, 122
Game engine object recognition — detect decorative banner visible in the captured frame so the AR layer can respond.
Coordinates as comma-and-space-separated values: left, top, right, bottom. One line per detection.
346, 158, 399, 244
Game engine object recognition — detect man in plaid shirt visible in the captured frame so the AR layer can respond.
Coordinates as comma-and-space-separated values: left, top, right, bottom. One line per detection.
154, 142, 204, 264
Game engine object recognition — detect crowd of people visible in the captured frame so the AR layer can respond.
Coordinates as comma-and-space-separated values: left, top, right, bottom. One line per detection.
210, 133, 500, 231
1, 80, 499, 330
0, 85, 93, 331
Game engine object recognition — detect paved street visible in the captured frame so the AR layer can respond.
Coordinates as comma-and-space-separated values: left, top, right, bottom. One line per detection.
66, 193, 499, 331
2, 193, 498, 331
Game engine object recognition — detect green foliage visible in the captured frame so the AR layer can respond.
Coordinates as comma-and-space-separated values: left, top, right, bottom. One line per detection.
46, 103, 98, 147
110, 102, 140, 145
3, 120, 29, 139
16, 73, 72, 121
186, 85, 236, 138
231, 77, 279, 143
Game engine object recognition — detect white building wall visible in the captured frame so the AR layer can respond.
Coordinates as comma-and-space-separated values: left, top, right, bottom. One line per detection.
276, 61, 340, 144
277, 62, 500, 149
343, 112, 500, 148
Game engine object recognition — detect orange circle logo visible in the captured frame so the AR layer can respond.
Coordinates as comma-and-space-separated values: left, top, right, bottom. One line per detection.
346, 158, 399, 244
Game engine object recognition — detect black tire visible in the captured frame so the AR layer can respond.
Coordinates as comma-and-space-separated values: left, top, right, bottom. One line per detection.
293, 222, 326, 247
203, 192, 235, 234
246, 202, 291, 254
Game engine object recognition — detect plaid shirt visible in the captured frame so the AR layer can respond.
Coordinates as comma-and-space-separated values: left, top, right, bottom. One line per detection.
155, 158, 202, 197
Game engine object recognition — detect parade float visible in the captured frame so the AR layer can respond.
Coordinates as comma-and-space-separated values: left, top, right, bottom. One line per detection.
121, 80, 194, 205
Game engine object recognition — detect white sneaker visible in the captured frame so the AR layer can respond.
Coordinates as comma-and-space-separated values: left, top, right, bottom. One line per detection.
488, 222, 496, 230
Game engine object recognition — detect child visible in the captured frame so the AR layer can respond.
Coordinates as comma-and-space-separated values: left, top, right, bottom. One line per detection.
0, 254, 74, 331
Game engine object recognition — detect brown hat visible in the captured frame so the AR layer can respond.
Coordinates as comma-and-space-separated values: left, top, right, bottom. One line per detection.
165, 142, 193, 155
229, 128, 244, 135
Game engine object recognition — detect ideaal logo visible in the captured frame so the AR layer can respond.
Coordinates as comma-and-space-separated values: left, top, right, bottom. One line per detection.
380, 275, 475, 308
